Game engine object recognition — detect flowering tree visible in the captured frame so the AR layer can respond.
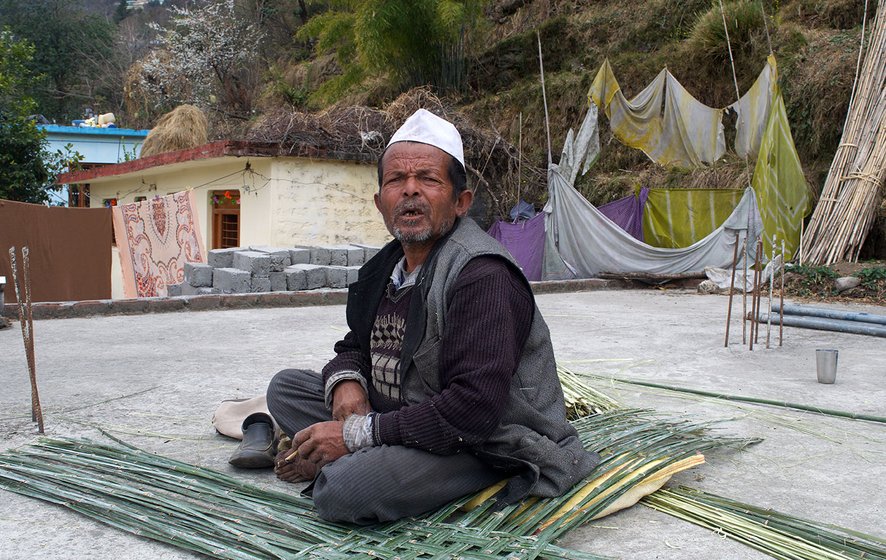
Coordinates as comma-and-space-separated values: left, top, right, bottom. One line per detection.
134, 0, 264, 119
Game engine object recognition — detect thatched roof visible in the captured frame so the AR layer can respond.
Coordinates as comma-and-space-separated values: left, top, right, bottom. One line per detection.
246, 88, 547, 219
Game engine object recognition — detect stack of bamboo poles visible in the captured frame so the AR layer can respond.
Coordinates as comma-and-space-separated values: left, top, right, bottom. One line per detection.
0, 380, 758, 559
645, 486, 886, 560
801, 3, 886, 264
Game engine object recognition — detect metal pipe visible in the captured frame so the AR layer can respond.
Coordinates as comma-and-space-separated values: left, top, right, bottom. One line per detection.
724, 232, 740, 347
771, 303, 886, 325
755, 312, 886, 338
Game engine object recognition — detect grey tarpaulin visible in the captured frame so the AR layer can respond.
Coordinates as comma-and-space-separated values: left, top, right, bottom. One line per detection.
542, 107, 763, 279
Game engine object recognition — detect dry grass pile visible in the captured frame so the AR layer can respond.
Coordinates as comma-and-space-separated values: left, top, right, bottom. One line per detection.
247, 87, 545, 219
139, 105, 209, 158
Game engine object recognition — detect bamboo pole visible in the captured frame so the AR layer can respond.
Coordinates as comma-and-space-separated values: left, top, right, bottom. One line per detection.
802, 3, 886, 263
602, 377, 886, 423
724, 232, 740, 348
8, 247, 44, 433
537, 31, 552, 168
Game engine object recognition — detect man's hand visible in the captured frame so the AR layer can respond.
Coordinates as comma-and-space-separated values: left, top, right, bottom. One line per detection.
331, 380, 370, 421
293, 421, 349, 469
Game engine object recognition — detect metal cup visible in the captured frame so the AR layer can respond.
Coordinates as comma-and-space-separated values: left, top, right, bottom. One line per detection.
815, 349, 838, 384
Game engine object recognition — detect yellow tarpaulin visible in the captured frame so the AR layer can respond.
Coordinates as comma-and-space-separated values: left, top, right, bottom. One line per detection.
589, 60, 667, 159
730, 55, 777, 159
643, 188, 745, 248
589, 60, 725, 167
752, 89, 809, 260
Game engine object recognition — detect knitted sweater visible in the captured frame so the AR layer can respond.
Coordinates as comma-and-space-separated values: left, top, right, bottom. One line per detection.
323, 256, 533, 451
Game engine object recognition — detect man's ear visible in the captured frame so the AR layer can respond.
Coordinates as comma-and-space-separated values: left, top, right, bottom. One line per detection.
455, 189, 473, 217
374, 192, 382, 213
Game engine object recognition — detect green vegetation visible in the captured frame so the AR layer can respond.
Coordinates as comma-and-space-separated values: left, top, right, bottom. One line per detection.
0, 0, 116, 122
0, 31, 76, 204
297, 0, 484, 105
787, 264, 839, 296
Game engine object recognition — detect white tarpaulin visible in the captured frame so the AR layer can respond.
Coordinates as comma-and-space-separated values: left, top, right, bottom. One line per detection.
729, 55, 776, 159
542, 107, 763, 279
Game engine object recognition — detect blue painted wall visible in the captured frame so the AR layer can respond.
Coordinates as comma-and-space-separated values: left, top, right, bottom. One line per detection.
38, 125, 150, 165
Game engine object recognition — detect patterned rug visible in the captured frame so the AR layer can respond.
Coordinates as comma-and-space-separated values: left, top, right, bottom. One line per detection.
112, 191, 206, 298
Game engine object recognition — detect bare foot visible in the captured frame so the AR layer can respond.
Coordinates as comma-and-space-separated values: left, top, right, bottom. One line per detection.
273, 448, 318, 483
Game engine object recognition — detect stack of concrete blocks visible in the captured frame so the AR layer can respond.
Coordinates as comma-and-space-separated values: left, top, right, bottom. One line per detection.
168, 244, 381, 296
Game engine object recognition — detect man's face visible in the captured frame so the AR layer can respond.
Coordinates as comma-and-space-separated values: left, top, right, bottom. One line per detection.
375, 142, 472, 247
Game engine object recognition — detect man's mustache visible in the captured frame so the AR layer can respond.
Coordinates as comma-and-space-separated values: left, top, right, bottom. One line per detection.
394, 200, 430, 217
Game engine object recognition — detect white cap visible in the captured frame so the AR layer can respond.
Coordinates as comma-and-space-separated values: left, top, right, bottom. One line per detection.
386, 108, 465, 168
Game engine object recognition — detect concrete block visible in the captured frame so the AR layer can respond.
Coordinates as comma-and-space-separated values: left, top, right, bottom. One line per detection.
346, 246, 366, 267
183, 282, 221, 296
346, 266, 360, 285
233, 251, 271, 276
213, 268, 251, 294
250, 246, 292, 272
184, 262, 213, 287
251, 275, 271, 293
284, 266, 307, 291
166, 283, 183, 297
325, 266, 350, 289
287, 264, 326, 289
289, 248, 311, 265
357, 245, 381, 261
208, 247, 240, 269
269, 271, 288, 292
309, 247, 331, 266
329, 246, 349, 267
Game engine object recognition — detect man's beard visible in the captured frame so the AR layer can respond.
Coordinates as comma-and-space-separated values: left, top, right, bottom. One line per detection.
390, 199, 454, 245
393, 226, 434, 244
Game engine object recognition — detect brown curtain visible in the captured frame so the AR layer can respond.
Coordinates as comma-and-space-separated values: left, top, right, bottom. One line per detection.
0, 199, 112, 303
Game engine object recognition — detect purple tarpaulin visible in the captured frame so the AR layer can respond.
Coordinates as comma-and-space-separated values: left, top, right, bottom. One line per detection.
598, 187, 649, 241
487, 212, 546, 281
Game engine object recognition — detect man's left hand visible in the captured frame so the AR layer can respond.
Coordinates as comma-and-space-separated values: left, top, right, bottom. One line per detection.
292, 421, 349, 469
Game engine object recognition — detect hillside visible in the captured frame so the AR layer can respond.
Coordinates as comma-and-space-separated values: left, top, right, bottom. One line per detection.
276, 0, 881, 257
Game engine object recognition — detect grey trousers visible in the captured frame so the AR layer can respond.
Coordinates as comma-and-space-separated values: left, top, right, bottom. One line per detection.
266, 369, 502, 524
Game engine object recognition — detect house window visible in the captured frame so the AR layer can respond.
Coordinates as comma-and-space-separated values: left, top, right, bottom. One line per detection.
134, 196, 147, 203
69, 184, 90, 207
212, 190, 240, 249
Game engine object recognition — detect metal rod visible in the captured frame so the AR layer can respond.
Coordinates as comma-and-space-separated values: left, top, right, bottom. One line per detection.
779, 240, 785, 347
766, 238, 774, 349
750, 240, 763, 350
742, 234, 749, 344
724, 232, 740, 347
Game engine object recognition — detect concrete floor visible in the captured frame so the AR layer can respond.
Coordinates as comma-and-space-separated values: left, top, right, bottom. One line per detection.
1, 289, 883, 559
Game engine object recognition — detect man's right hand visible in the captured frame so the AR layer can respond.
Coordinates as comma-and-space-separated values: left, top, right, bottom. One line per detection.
331, 380, 370, 421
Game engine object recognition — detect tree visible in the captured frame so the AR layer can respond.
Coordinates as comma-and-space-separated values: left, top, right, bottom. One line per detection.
133, 0, 265, 119
298, 0, 485, 101
114, 0, 130, 24
0, 31, 74, 204
0, 0, 117, 123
